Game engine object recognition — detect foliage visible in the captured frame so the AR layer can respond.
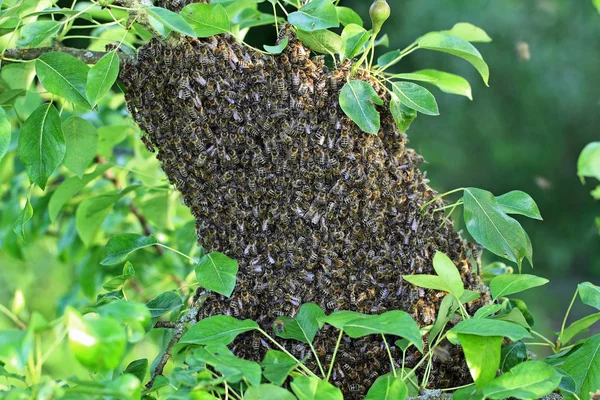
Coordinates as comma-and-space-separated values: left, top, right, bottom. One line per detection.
0, 0, 598, 399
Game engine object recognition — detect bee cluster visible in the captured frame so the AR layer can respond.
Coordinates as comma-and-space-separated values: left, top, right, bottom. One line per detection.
120, 31, 486, 397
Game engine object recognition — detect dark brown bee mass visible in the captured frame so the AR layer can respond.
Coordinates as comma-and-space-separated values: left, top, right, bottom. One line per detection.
120, 31, 487, 397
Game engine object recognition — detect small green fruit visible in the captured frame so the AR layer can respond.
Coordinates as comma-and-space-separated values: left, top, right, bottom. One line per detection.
370, 0, 391, 33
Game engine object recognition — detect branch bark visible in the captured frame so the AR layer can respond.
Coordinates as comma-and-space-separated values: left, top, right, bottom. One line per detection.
146, 289, 208, 389
2, 46, 111, 64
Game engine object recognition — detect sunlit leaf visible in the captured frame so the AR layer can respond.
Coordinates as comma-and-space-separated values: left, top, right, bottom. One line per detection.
578, 142, 600, 182
101, 233, 159, 266
95, 300, 152, 343
578, 282, 600, 311
86, 51, 120, 107
319, 310, 367, 330
263, 36, 289, 54
336, 6, 362, 26
194, 344, 262, 387
390, 81, 439, 116
449, 318, 532, 341
12, 197, 33, 242
339, 80, 383, 135
35, 52, 91, 109
18, 103, 65, 190
288, 0, 339, 32
458, 334, 502, 387
291, 376, 344, 400
482, 361, 562, 399
463, 187, 533, 270
364, 374, 408, 400
181, 3, 230, 37
179, 316, 259, 346
275, 303, 325, 344
389, 92, 417, 132
146, 291, 183, 318
75, 193, 119, 246
146, 6, 197, 37
392, 69, 473, 100
195, 252, 238, 297
245, 384, 296, 400
296, 29, 342, 55
561, 313, 600, 345
418, 32, 490, 85
489, 274, 548, 300
261, 350, 298, 386
341, 24, 371, 60
16, 20, 61, 48
443, 22, 492, 43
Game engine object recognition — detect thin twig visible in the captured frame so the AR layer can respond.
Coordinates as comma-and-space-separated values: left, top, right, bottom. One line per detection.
146, 289, 208, 389
2, 46, 111, 64
154, 321, 177, 329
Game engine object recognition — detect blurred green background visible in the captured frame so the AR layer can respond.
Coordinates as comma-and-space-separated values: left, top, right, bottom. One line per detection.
1, 0, 599, 369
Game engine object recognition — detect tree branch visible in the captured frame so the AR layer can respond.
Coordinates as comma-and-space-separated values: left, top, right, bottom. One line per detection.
146, 289, 208, 389
2, 46, 110, 64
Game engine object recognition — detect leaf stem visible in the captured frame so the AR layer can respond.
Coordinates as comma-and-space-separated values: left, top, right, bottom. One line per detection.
382, 334, 397, 378
257, 328, 318, 378
530, 329, 556, 350
326, 329, 344, 381
0, 303, 27, 329
557, 288, 579, 350
308, 341, 326, 378
420, 188, 465, 213
156, 243, 196, 263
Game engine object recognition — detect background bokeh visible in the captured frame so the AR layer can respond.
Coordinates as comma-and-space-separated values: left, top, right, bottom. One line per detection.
0, 0, 598, 373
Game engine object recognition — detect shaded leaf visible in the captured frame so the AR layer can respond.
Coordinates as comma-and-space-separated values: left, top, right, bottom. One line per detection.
339, 80, 383, 135
62, 116, 98, 178
291, 376, 344, 400
95, 300, 151, 343
147, 6, 197, 37
296, 29, 342, 55
275, 303, 325, 344
389, 93, 417, 132
496, 190, 543, 220
500, 341, 527, 372
146, 291, 183, 318
123, 359, 148, 382
16, 20, 61, 48
364, 374, 408, 400
261, 350, 298, 386
194, 344, 262, 386
263, 36, 289, 54
18, 103, 65, 190
12, 197, 33, 242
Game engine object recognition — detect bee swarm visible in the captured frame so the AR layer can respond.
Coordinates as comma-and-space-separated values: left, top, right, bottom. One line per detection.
121, 32, 487, 397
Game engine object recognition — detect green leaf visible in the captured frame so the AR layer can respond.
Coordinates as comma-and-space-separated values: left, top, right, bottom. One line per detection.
482, 361, 562, 399
95, 300, 151, 343
181, 3, 230, 37
500, 341, 527, 372
579, 282, 600, 311
288, 0, 339, 32
493, 308, 530, 330
474, 304, 502, 319
343, 310, 423, 352
489, 274, 549, 301
146, 291, 183, 318
48, 164, 110, 221
561, 334, 600, 400
443, 22, 492, 43
195, 252, 238, 297
508, 298, 535, 327
403, 274, 452, 293
66, 307, 127, 372
561, 313, 600, 345
291, 376, 344, 400
146, 6, 197, 37
556, 368, 578, 398
275, 303, 325, 344
432, 251, 465, 298
261, 350, 298, 386
296, 29, 342, 55
102, 262, 135, 291
263, 36, 289, 54
463, 187, 533, 269
319, 310, 367, 330
495, 190, 543, 220
578, 142, 600, 182
429, 295, 459, 343
194, 344, 262, 387
245, 384, 296, 400
389, 93, 417, 132
0, 329, 33, 371
16, 20, 61, 48
179, 316, 259, 346
450, 318, 532, 341
0, 89, 27, 107
482, 262, 513, 283
336, 6, 362, 26
35, 52, 90, 109
341, 24, 371, 60
12, 197, 33, 242
453, 386, 484, 400
75, 193, 118, 246
390, 81, 439, 116
61, 116, 98, 178
377, 49, 401, 68
339, 80, 383, 135
594, 0, 600, 14
123, 359, 148, 382
364, 375, 408, 400
86, 51, 120, 107
392, 69, 473, 100
458, 334, 502, 387
418, 32, 490, 85
18, 103, 65, 190
101, 233, 159, 266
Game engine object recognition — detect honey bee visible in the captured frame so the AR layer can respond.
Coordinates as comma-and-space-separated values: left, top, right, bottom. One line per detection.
273, 318, 285, 335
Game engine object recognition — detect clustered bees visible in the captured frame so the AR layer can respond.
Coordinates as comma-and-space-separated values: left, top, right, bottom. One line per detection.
120, 30, 486, 397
